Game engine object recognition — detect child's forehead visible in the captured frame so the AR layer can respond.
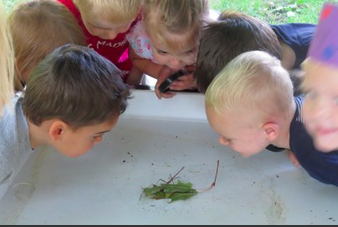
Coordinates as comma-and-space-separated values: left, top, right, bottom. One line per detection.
84, 15, 131, 29
303, 61, 338, 89
208, 104, 245, 120
150, 32, 198, 53
152, 41, 197, 55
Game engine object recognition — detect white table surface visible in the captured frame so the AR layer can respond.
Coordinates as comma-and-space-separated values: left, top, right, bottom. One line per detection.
0, 90, 337, 225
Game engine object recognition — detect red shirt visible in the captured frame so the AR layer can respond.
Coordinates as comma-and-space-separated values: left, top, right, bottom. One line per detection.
58, 0, 138, 82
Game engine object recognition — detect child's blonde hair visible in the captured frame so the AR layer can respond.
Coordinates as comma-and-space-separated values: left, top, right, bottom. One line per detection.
9, 0, 86, 91
143, 0, 209, 54
205, 51, 294, 119
74, 0, 141, 24
0, 1, 14, 113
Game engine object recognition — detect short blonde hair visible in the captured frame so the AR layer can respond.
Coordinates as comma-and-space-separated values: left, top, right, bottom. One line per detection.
144, 0, 209, 53
9, 0, 86, 91
0, 1, 14, 113
205, 51, 294, 118
74, 0, 141, 24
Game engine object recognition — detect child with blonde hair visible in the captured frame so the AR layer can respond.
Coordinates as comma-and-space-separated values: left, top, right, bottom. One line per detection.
0, 44, 131, 200
0, 1, 14, 113
126, 0, 210, 99
58, 0, 142, 83
301, 3, 338, 153
205, 50, 338, 187
9, 0, 86, 91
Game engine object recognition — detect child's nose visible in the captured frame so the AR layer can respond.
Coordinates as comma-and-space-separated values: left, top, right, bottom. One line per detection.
218, 136, 229, 146
169, 57, 184, 69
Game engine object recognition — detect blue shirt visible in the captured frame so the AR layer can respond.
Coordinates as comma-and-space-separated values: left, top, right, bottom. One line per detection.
271, 23, 316, 69
290, 96, 338, 186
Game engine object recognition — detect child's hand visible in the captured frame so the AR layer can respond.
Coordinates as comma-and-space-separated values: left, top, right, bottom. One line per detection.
287, 150, 300, 168
169, 73, 197, 91
170, 64, 197, 91
155, 66, 176, 99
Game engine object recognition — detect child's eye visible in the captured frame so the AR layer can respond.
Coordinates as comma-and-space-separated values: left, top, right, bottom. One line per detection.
304, 90, 317, 100
185, 48, 196, 55
157, 49, 168, 55
93, 135, 103, 140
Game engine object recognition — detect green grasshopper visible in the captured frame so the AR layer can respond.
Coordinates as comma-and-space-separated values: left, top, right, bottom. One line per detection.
142, 160, 220, 203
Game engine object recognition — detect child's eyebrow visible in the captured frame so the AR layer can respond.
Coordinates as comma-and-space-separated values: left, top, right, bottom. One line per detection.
153, 46, 166, 52
299, 79, 310, 91
95, 130, 111, 135
90, 23, 110, 29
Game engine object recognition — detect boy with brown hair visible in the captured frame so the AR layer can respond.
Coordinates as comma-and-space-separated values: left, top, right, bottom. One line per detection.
0, 44, 131, 199
195, 11, 315, 93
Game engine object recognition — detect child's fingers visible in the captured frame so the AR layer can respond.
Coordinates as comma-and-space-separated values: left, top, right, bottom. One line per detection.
170, 81, 186, 90
161, 92, 176, 99
287, 150, 300, 168
170, 75, 195, 90
155, 89, 176, 99
154, 86, 176, 99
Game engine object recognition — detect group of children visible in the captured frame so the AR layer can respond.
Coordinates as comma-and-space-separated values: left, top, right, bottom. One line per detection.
204, 3, 338, 186
0, 0, 337, 200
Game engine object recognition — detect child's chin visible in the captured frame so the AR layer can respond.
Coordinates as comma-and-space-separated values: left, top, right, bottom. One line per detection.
314, 139, 338, 153
240, 152, 255, 158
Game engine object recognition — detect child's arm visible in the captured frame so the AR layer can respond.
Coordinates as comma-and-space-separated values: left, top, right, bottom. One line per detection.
280, 41, 296, 70
168, 64, 197, 91
129, 48, 177, 99
129, 49, 198, 99
154, 65, 198, 99
128, 47, 164, 79
125, 48, 144, 86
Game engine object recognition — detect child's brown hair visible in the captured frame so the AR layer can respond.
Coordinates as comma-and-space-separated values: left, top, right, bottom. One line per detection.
23, 44, 131, 130
195, 11, 282, 93
9, 0, 86, 91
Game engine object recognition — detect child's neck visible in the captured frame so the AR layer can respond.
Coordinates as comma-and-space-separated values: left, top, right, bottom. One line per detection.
280, 41, 296, 70
271, 100, 296, 150
27, 121, 50, 149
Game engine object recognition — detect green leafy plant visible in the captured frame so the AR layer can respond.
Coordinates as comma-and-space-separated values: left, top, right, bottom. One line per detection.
141, 161, 220, 203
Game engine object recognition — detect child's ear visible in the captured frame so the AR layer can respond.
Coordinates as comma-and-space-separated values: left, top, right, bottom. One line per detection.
262, 122, 279, 142
49, 121, 68, 142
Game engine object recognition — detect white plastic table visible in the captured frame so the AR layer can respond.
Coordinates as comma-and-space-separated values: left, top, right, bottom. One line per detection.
0, 90, 337, 225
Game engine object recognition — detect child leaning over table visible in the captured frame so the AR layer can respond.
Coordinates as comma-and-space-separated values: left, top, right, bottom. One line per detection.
205, 50, 338, 187
126, 0, 210, 99
301, 3, 338, 153
8, 0, 86, 91
0, 44, 131, 199
195, 10, 315, 94
58, 0, 142, 83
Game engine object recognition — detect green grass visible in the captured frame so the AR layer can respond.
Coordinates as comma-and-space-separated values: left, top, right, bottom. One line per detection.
210, 0, 338, 24
3, 0, 338, 24
2, 0, 18, 9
